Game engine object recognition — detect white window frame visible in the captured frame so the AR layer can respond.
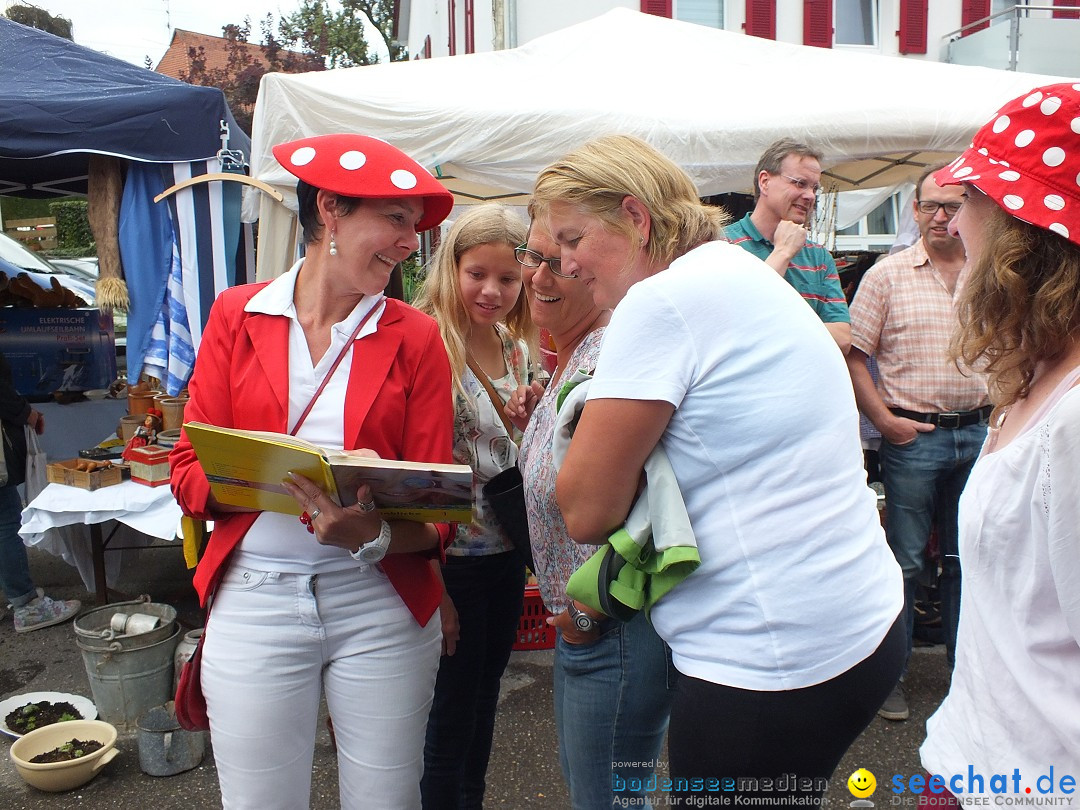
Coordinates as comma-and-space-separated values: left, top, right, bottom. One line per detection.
674, 0, 724, 29
834, 0, 879, 48
833, 192, 902, 253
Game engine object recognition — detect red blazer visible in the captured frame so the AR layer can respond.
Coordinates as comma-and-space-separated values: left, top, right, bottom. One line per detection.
170, 283, 456, 626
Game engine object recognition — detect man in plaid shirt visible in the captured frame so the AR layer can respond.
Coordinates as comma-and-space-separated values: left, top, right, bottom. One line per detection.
846, 164, 990, 722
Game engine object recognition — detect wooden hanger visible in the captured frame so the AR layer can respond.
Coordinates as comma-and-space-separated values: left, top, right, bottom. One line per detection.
154, 173, 284, 203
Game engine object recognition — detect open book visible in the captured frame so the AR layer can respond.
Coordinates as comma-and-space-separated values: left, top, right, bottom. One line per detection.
183, 422, 473, 523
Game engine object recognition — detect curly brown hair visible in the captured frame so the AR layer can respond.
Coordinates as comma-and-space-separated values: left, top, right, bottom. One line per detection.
952, 203, 1080, 408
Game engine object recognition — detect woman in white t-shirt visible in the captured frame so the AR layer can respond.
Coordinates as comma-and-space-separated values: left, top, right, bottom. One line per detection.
531, 135, 905, 807
918, 83, 1080, 806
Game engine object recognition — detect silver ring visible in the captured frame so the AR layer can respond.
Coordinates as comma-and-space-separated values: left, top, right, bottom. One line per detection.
357, 500, 376, 513
309, 508, 322, 521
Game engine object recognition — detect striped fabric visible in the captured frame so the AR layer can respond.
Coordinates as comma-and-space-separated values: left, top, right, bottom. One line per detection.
139, 159, 254, 394
724, 213, 850, 324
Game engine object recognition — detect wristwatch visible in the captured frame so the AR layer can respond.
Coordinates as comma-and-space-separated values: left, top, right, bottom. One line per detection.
351, 520, 391, 564
567, 600, 601, 633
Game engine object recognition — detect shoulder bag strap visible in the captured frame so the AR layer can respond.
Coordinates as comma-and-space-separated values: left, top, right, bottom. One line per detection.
289, 301, 382, 436
466, 355, 515, 439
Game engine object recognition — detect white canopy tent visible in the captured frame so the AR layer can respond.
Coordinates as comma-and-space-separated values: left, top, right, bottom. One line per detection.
248, 8, 1072, 276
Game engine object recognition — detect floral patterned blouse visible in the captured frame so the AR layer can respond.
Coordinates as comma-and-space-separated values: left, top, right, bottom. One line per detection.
516, 329, 606, 611
447, 325, 530, 556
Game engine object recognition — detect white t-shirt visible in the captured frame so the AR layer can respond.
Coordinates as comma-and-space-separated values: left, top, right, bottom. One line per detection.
587, 240, 902, 691
921, 378, 1080, 791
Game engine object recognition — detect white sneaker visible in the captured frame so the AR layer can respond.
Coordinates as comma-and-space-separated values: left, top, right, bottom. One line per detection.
13, 589, 81, 633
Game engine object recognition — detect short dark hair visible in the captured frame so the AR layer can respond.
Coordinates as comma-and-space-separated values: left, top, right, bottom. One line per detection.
296, 179, 363, 245
753, 138, 823, 201
914, 163, 950, 200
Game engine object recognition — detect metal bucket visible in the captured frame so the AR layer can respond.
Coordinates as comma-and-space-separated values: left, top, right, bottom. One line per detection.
77, 625, 181, 730
136, 701, 206, 777
74, 598, 178, 652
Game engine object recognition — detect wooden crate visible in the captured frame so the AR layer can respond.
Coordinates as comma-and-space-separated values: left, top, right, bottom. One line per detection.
47, 459, 123, 491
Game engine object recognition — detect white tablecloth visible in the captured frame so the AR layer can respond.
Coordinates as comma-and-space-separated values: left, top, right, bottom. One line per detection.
20, 481, 183, 591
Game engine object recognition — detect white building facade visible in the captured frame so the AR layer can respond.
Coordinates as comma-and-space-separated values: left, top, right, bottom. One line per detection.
396, 0, 1080, 250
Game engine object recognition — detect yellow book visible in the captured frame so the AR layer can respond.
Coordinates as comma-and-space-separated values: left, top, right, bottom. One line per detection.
183, 422, 473, 523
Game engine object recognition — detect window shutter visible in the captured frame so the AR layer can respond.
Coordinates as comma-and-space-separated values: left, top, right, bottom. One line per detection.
803, 0, 832, 48
744, 0, 776, 40
898, 0, 928, 54
423, 34, 432, 59
1054, 0, 1080, 20
960, 0, 990, 36
640, 0, 673, 16
465, 0, 474, 53
447, 0, 456, 56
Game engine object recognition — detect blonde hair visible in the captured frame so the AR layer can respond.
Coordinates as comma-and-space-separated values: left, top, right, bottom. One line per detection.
952, 204, 1080, 409
414, 203, 534, 395
530, 135, 728, 271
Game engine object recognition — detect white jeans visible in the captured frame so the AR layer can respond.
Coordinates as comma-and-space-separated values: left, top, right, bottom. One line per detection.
201, 561, 442, 809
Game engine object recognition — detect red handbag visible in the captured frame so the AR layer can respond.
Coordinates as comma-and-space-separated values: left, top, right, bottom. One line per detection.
174, 629, 209, 731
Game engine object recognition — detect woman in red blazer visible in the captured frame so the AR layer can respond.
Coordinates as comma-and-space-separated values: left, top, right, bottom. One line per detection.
170, 134, 455, 810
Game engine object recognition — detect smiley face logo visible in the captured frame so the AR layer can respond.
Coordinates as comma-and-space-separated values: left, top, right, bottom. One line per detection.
848, 768, 877, 798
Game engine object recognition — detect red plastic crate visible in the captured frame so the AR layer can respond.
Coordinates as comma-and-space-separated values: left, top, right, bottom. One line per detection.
513, 584, 555, 650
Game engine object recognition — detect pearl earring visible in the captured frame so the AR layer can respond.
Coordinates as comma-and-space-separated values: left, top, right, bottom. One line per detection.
329, 231, 338, 257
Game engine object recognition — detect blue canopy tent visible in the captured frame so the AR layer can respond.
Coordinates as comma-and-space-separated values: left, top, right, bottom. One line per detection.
0, 18, 255, 393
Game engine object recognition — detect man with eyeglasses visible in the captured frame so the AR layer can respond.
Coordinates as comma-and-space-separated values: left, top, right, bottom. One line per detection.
845, 163, 990, 723
725, 138, 851, 353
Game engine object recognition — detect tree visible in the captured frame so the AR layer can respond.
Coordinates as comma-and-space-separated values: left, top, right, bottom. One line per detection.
180, 1, 404, 134
279, 0, 407, 67
179, 15, 324, 135
3, 3, 73, 39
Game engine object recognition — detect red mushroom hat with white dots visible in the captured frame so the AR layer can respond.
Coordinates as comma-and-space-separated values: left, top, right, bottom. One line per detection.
935, 82, 1080, 248
272, 134, 454, 232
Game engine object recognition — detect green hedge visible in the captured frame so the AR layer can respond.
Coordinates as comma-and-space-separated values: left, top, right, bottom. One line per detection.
48, 200, 94, 256
0, 196, 52, 221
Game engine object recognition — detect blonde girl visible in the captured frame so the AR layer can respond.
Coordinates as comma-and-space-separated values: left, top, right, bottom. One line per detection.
414, 203, 535, 810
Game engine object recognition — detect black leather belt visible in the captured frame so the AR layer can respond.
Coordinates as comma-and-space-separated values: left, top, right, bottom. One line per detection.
889, 405, 992, 429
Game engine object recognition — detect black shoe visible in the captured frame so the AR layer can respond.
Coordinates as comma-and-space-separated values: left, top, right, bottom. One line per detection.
877, 683, 909, 721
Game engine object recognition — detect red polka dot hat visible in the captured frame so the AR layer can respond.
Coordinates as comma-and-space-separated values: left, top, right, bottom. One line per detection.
272, 134, 454, 232
935, 83, 1080, 247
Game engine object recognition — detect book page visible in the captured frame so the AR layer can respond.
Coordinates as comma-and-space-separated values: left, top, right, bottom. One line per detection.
330, 462, 473, 523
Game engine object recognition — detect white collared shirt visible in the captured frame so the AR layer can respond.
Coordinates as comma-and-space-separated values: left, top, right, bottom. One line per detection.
236, 258, 387, 572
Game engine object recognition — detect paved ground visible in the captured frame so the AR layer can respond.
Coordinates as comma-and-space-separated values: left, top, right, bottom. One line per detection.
1, 543, 950, 808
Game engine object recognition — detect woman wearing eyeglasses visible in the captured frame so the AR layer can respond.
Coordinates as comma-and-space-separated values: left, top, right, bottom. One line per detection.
532, 135, 905, 807
508, 219, 674, 810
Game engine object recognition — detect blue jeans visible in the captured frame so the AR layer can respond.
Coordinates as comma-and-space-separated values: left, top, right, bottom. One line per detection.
0, 485, 35, 606
880, 422, 985, 666
422, 551, 526, 810
555, 611, 675, 810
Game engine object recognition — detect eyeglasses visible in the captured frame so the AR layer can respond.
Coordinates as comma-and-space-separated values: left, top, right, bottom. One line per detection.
514, 245, 578, 279
781, 174, 822, 195
916, 201, 963, 217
